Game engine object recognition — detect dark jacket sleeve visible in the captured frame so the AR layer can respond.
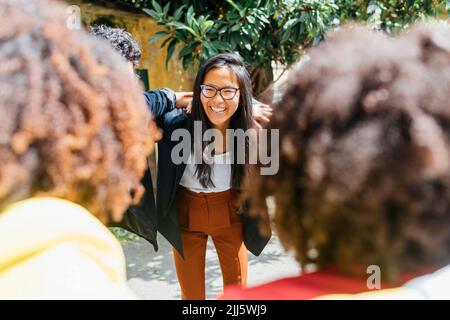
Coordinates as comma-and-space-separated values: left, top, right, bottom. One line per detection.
107, 90, 179, 252
144, 88, 176, 119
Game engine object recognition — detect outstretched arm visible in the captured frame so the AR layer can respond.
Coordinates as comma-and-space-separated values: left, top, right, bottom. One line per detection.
144, 89, 193, 119
144, 88, 176, 119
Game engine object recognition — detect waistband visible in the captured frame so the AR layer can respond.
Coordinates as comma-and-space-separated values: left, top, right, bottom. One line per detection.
178, 185, 239, 201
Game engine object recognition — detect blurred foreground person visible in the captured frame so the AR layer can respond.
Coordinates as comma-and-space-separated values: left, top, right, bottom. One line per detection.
221, 22, 450, 299
0, 0, 157, 299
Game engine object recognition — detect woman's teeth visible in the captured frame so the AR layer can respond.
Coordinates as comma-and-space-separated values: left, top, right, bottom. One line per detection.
210, 106, 226, 113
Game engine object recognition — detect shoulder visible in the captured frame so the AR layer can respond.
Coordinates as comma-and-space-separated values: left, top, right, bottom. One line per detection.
0, 197, 121, 249
144, 88, 175, 103
0, 197, 134, 299
159, 108, 190, 133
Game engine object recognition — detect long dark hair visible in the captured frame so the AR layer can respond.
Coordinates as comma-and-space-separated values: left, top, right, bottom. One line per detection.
188, 53, 254, 189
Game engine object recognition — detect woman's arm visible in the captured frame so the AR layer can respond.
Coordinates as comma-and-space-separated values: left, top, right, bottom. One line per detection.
144, 89, 193, 120
143, 88, 176, 119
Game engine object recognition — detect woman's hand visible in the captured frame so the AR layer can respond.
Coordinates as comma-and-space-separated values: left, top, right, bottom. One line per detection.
252, 99, 273, 129
175, 92, 193, 113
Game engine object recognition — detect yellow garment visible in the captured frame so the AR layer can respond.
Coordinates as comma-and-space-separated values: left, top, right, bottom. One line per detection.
0, 197, 135, 299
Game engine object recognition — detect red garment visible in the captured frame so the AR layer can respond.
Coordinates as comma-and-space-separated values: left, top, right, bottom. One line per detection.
219, 268, 429, 300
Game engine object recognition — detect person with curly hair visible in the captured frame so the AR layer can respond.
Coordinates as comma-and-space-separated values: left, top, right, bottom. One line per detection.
88, 24, 193, 121
221, 22, 450, 299
0, 0, 159, 299
89, 25, 142, 70
87, 24, 194, 250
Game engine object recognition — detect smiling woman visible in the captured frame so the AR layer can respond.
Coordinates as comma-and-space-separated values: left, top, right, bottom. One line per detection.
125, 52, 271, 300
174, 53, 266, 300
190, 53, 254, 189
200, 69, 241, 130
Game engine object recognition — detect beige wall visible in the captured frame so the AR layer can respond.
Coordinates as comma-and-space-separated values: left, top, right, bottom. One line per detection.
64, 1, 195, 190
67, 0, 195, 91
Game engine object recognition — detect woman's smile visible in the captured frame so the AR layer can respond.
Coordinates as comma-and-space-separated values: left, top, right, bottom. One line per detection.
210, 105, 226, 113
201, 66, 240, 129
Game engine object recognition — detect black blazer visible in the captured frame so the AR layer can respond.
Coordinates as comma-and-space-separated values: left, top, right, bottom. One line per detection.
116, 89, 271, 258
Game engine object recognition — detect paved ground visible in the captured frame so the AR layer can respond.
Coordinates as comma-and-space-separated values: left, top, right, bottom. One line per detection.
122, 233, 299, 300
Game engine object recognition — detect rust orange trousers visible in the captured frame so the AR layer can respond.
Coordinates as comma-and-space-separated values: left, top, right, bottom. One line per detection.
173, 186, 248, 300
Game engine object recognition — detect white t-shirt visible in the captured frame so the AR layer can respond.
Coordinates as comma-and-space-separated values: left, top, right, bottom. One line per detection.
179, 152, 232, 193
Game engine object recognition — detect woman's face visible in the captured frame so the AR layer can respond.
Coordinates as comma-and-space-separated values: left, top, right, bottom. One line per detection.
200, 67, 240, 129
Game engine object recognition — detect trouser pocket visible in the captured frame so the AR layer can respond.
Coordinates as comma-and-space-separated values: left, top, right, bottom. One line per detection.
206, 199, 231, 230
187, 197, 209, 232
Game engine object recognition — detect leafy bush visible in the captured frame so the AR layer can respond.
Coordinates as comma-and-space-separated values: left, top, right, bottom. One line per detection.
146, 0, 339, 93
336, 0, 448, 34
111, 0, 448, 93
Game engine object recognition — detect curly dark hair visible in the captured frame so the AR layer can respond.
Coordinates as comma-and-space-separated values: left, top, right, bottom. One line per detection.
248, 23, 450, 282
0, 0, 157, 223
89, 25, 141, 68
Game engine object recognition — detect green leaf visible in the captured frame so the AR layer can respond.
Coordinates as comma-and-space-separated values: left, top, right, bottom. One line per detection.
204, 42, 218, 56
202, 43, 211, 59
151, 0, 162, 14
149, 31, 170, 43
187, 5, 195, 26
299, 12, 308, 23
160, 36, 173, 49
167, 21, 198, 37
226, 0, 242, 13
230, 24, 241, 32
218, 26, 228, 34
182, 54, 193, 70
174, 30, 188, 42
280, 30, 291, 43
166, 21, 186, 29
198, 15, 205, 28
226, 11, 241, 21
173, 5, 186, 21
230, 32, 240, 48
258, 15, 270, 24
163, 2, 170, 16
246, 15, 255, 24
210, 41, 231, 51
165, 38, 177, 68
178, 42, 198, 58
191, 18, 201, 34
283, 18, 298, 31
201, 20, 214, 34
142, 8, 160, 20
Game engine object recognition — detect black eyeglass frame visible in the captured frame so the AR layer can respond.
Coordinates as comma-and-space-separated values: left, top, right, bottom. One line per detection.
200, 84, 240, 100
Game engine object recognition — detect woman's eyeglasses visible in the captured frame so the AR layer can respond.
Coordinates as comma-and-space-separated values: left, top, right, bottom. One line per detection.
200, 84, 239, 100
